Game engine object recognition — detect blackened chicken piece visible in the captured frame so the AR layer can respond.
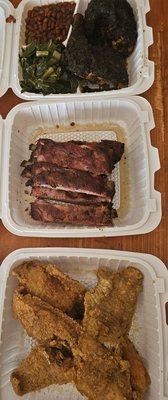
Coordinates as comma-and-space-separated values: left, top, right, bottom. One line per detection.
62, 13, 128, 90
62, 14, 93, 80
84, 0, 137, 57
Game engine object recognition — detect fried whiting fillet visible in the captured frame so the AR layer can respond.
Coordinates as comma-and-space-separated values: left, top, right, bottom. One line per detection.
83, 267, 143, 346
122, 337, 151, 394
12, 261, 86, 319
11, 264, 150, 399
11, 338, 131, 398
74, 334, 133, 400
75, 358, 130, 400
11, 344, 75, 396
13, 288, 82, 348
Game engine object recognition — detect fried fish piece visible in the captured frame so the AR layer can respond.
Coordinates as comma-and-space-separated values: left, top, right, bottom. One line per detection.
12, 261, 86, 319
75, 358, 129, 400
11, 344, 74, 396
13, 287, 82, 348
83, 267, 143, 346
73, 333, 133, 400
122, 337, 151, 394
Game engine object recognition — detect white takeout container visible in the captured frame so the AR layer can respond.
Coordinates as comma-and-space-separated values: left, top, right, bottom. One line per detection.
0, 0, 154, 99
0, 96, 161, 237
0, 247, 168, 400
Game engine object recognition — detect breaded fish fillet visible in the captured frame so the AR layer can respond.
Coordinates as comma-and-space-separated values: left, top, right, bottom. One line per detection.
73, 333, 133, 400
13, 287, 82, 348
122, 337, 151, 394
12, 261, 86, 319
75, 358, 129, 400
74, 335, 132, 400
83, 267, 143, 346
11, 344, 74, 396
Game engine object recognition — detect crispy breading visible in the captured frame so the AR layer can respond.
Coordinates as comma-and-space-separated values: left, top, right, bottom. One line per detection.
12, 261, 86, 319
11, 264, 149, 400
73, 334, 133, 400
83, 267, 143, 346
13, 287, 82, 347
122, 337, 151, 394
11, 345, 74, 396
74, 334, 126, 374
75, 358, 128, 400
133, 393, 143, 400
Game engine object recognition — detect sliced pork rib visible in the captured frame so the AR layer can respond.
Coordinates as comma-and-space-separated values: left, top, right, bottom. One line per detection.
31, 186, 115, 204
27, 139, 124, 175
21, 162, 60, 179
26, 168, 114, 201
21, 138, 124, 226
31, 199, 117, 225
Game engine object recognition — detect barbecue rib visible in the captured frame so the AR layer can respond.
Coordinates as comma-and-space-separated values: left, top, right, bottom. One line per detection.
20, 138, 124, 226
26, 168, 114, 201
83, 267, 143, 346
21, 162, 59, 178
31, 199, 116, 225
13, 288, 82, 347
62, 13, 128, 90
22, 138, 124, 175
84, 0, 137, 57
12, 261, 86, 320
11, 345, 74, 396
31, 186, 115, 204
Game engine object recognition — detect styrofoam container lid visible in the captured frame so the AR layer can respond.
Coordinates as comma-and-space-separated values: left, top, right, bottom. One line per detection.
0, 247, 168, 400
0, 96, 161, 237
0, 0, 154, 99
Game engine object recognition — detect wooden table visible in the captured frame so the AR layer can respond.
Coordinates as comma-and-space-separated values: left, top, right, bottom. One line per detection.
0, 0, 167, 267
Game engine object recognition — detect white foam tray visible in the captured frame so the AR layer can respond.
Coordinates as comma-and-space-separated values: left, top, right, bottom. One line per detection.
0, 96, 161, 237
0, 247, 168, 400
0, 0, 154, 99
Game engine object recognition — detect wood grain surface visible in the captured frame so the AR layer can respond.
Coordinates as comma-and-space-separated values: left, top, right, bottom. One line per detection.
0, 0, 167, 266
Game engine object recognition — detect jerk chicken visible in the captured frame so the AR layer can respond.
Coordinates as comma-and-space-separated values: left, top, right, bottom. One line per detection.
84, 0, 137, 56
61, 0, 137, 92
62, 13, 129, 91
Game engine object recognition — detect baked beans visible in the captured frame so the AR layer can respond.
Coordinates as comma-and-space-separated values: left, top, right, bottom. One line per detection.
25, 2, 75, 44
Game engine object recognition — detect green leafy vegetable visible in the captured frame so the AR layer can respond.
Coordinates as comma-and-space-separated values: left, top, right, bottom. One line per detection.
19, 40, 78, 95
53, 50, 62, 61
36, 50, 49, 57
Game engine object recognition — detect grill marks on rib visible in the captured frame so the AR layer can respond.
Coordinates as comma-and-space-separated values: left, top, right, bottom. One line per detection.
31, 199, 116, 225
31, 186, 115, 204
21, 138, 124, 226
26, 168, 114, 201
26, 138, 124, 175
21, 162, 60, 179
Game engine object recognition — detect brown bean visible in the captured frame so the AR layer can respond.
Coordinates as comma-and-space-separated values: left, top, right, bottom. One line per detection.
25, 2, 75, 44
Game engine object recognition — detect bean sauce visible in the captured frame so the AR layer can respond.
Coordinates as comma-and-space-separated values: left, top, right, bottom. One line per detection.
25, 2, 75, 44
